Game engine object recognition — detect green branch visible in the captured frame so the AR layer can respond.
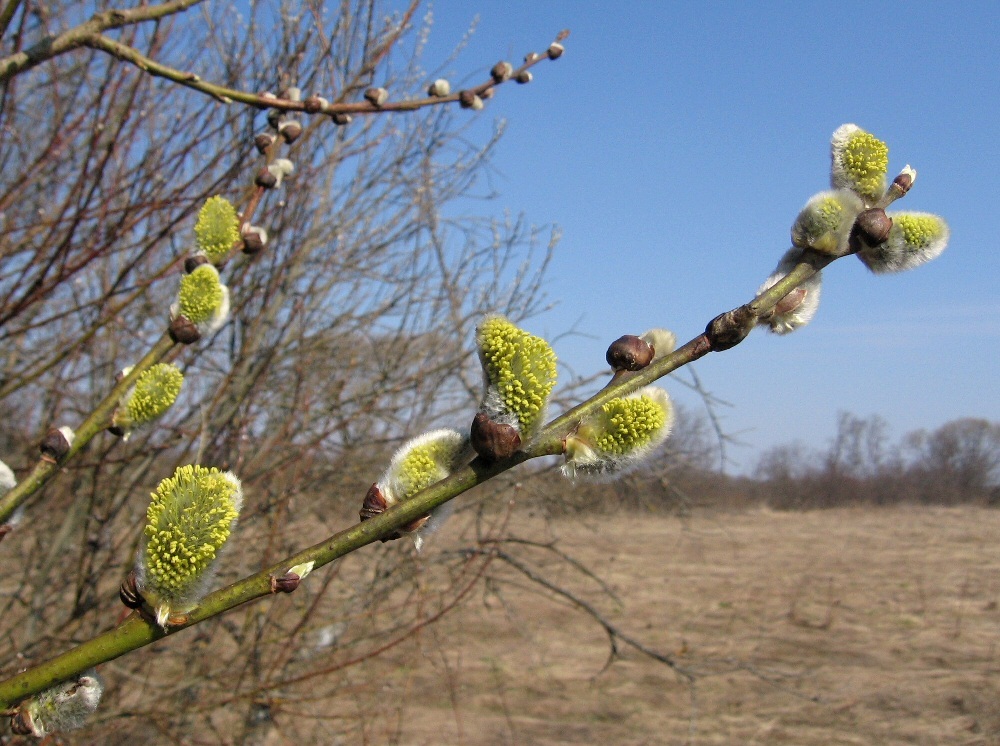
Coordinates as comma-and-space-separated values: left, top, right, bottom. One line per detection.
0, 250, 824, 708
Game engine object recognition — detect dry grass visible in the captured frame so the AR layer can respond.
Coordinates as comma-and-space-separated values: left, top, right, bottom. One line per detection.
307, 505, 1000, 746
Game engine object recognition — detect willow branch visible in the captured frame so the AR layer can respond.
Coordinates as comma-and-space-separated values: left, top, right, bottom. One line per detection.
0, 0, 205, 82
0, 246, 829, 708
0, 333, 177, 526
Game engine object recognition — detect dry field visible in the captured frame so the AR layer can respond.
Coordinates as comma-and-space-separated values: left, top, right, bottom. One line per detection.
328, 505, 1000, 746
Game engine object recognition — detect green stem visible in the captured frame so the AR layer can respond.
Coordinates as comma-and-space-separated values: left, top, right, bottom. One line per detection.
0, 251, 828, 708
0, 333, 176, 525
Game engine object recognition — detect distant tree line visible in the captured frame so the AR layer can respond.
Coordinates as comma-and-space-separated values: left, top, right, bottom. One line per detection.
751, 414, 1000, 509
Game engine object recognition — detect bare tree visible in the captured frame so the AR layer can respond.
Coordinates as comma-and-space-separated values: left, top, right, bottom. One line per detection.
0, 1, 951, 741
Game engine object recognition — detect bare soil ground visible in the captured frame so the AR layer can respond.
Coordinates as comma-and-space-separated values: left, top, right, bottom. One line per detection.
336, 505, 1000, 746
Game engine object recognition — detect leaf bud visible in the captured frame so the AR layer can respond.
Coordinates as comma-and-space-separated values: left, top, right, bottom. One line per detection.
255, 167, 278, 189
707, 306, 757, 348
524, 52, 540, 63
892, 165, 916, 196
515, 70, 533, 84
470, 411, 522, 462
491, 61, 513, 83
459, 90, 484, 110
303, 95, 328, 113
119, 569, 144, 609
169, 314, 201, 344
427, 79, 451, 97
280, 86, 302, 102
241, 225, 268, 255
254, 132, 276, 153
606, 335, 654, 372
184, 255, 210, 273
266, 108, 283, 130
270, 571, 300, 593
850, 207, 893, 250
331, 111, 352, 126
40, 426, 74, 462
364, 87, 388, 106
278, 119, 302, 143
266, 158, 294, 187
547, 42, 565, 60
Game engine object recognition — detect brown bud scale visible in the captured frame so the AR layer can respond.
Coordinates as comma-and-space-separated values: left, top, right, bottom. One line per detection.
854, 208, 893, 246
471, 412, 522, 462
606, 335, 654, 372
184, 255, 210, 273
40, 428, 70, 462
270, 572, 300, 594
706, 306, 756, 351
169, 314, 202, 345
364, 87, 388, 107
278, 120, 302, 144
120, 570, 144, 609
255, 167, 278, 189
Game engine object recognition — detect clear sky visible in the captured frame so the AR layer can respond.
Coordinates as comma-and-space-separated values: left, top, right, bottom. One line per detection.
412, 1, 1000, 471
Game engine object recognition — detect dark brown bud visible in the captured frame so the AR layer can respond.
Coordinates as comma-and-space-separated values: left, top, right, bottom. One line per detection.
255, 167, 278, 189
515, 70, 533, 85
364, 87, 388, 107
107, 424, 125, 438
10, 708, 35, 735
547, 42, 565, 60
491, 61, 513, 83
892, 171, 914, 195
427, 79, 451, 97
254, 132, 276, 154
330, 112, 352, 126
241, 227, 267, 255
266, 108, 283, 130
480, 87, 495, 100
359, 483, 406, 542
270, 571, 300, 594
706, 306, 756, 351
184, 255, 210, 274
606, 335, 654, 372
852, 208, 893, 249
458, 90, 483, 110
303, 95, 327, 113
119, 569, 144, 609
359, 483, 388, 522
169, 314, 202, 345
40, 427, 71, 462
278, 120, 302, 144
470, 412, 522, 462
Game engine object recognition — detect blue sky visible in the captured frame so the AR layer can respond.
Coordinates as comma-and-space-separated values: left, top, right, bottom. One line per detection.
413, 1, 1000, 470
